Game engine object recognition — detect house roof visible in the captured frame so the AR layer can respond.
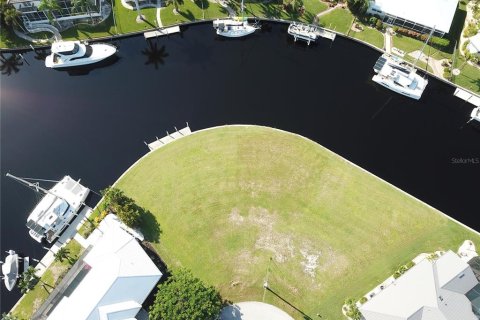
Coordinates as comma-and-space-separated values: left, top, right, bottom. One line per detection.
468, 33, 480, 53
47, 222, 162, 320
360, 251, 479, 320
369, 0, 459, 33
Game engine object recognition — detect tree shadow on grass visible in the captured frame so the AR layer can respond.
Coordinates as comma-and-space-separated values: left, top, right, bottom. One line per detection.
194, 0, 209, 10
179, 9, 195, 21
140, 209, 162, 243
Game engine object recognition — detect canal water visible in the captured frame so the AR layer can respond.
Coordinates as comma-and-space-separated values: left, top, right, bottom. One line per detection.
1, 22, 479, 312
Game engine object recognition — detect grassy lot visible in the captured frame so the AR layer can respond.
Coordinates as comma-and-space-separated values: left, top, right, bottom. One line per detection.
316, 7, 354, 34
244, 0, 328, 24
160, 0, 228, 27
61, 15, 117, 40
116, 126, 480, 320
11, 240, 84, 319
350, 25, 384, 49
113, 0, 159, 34
452, 56, 480, 93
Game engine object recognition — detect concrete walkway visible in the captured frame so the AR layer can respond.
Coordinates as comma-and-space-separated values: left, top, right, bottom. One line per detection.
314, 3, 345, 25
408, 50, 444, 77
384, 28, 392, 53
221, 301, 294, 320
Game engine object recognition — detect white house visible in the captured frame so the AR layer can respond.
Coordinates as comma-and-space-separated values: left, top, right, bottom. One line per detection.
467, 33, 480, 55
367, 0, 459, 37
360, 250, 480, 320
38, 222, 162, 320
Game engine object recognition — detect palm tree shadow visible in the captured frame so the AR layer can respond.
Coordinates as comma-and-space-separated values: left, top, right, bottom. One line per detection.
141, 40, 169, 69
194, 0, 209, 10
179, 9, 195, 20
0, 52, 24, 76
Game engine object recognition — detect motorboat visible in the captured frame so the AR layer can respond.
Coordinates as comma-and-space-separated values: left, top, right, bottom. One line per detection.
6, 174, 90, 243
288, 22, 318, 45
1, 250, 19, 291
213, 18, 259, 38
372, 54, 428, 100
470, 107, 480, 123
45, 40, 117, 69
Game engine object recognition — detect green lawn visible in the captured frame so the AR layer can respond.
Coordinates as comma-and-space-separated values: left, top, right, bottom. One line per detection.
116, 126, 480, 320
61, 15, 117, 40
114, 0, 159, 34
244, 0, 328, 23
160, 0, 227, 27
316, 7, 354, 34
350, 25, 384, 49
452, 56, 480, 93
11, 240, 84, 319
0, 27, 32, 49
392, 34, 453, 61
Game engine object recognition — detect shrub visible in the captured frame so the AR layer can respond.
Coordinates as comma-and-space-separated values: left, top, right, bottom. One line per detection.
347, 0, 368, 15
463, 22, 479, 38
395, 27, 450, 49
149, 268, 223, 320
359, 296, 368, 304
375, 19, 383, 30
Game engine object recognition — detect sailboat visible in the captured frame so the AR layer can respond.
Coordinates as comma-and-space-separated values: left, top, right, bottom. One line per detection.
372, 28, 435, 100
213, 0, 259, 37
6, 173, 90, 243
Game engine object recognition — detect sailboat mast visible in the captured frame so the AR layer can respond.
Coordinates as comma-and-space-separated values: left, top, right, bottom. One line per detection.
413, 27, 435, 68
241, 0, 244, 19
6, 173, 58, 198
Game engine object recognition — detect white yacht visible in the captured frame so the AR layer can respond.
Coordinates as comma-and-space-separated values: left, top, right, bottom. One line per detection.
470, 107, 480, 123
372, 54, 428, 100
45, 40, 117, 69
1, 250, 19, 291
288, 22, 318, 45
6, 174, 90, 243
372, 28, 434, 100
213, 0, 259, 38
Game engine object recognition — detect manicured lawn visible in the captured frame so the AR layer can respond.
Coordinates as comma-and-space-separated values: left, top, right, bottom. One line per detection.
116, 126, 480, 320
350, 25, 384, 49
452, 56, 480, 93
392, 34, 452, 61
316, 7, 353, 34
61, 15, 117, 40
11, 240, 84, 319
242, 0, 327, 23
114, 0, 159, 34
161, 0, 227, 26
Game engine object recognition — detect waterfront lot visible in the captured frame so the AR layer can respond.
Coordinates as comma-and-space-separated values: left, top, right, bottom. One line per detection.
116, 126, 480, 319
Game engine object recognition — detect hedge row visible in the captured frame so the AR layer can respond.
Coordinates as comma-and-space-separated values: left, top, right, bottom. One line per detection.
394, 27, 450, 48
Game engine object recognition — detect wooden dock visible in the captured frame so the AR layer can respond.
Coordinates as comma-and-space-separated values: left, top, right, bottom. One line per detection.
315, 27, 336, 41
145, 124, 192, 151
144, 26, 181, 39
454, 88, 480, 107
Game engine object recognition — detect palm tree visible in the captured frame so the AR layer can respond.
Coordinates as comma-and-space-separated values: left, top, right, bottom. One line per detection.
0, 53, 23, 76
71, 0, 94, 24
38, 0, 61, 28
1, 313, 20, 320
17, 266, 40, 294
54, 247, 71, 263
141, 41, 169, 69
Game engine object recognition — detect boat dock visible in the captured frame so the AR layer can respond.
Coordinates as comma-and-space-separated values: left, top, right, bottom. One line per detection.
315, 27, 336, 41
145, 124, 192, 151
144, 26, 181, 39
454, 88, 480, 107
287, 22, 335, 45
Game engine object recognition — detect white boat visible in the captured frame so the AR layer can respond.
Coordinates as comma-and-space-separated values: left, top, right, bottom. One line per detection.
470, 107, 480, 123
372, 28, 434, 100
288, 22, 318, 45
372, 54, 428, 100
213, 0, 259, 38
1, 250, 19, 291
6, 174, 90, 243
45, 40, 117, 69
